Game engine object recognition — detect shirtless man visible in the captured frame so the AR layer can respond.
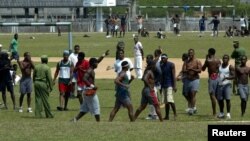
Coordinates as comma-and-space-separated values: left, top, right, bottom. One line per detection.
202, 48, 221, 117
134, 57, 163, 122
235, 55, 250, 116
17, 52, 35, 113
183, 49, 202, 115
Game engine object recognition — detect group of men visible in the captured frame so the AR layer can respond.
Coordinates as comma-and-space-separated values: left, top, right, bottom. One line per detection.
1, 33, 249, 121
181, 40, 249, 119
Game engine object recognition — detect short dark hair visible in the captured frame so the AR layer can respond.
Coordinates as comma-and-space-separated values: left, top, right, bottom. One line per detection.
208, 48, 216, 55
89, 58, 98, 66
78, 52, 85, 58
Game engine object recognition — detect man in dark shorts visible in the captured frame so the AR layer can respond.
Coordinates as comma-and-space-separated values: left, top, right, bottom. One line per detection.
209, 15, 220, 37
134, 58, 163, 122
17, 52, 35, 113
235, 55, 250, 117
0, 52, 16, 110
202, 48, 221, 117
109, 61, 135, 122
183, 49, 202, 115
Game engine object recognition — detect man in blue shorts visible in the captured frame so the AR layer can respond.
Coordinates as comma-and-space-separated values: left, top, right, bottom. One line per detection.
17, 52, 35, 113
183, 49, 202, 115
217, 54, 235, 119
235, 55, 250, 117
202, 48, 221, 117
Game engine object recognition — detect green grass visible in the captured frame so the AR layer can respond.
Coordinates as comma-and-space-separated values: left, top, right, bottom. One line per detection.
0, 32, 249, 59
0, 79, 250, 141
1, 32, 250, 141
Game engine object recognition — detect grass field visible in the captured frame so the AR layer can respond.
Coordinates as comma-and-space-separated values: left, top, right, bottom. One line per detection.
0, 32, 249, 58
0, 32, 250, 141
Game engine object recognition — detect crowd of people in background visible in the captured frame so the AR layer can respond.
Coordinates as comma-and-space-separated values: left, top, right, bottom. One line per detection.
0, 12, 250, 122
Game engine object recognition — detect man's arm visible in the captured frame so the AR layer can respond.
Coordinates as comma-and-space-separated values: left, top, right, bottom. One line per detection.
53, 62, 60, 82
139, 48, 144, 61
46, 67, 53, 92
97, 50, 109, 63
225, 65, 235, 80
231, 50, 236, 59
171, 63, 177, 92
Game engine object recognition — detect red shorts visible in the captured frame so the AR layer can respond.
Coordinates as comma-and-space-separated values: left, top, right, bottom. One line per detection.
59, 83, 71, 93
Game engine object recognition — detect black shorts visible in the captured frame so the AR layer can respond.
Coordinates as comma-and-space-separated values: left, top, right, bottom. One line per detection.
0, 81, 14, 94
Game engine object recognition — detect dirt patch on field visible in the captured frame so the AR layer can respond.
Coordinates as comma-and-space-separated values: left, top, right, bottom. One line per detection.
25, 57, 247, 79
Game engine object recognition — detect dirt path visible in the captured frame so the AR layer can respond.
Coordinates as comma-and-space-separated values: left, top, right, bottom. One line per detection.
20, 57, 248, 79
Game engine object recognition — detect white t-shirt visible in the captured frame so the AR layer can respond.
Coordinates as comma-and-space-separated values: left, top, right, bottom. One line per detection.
69, 53, 78, 66
240, 18, 246, 27
114, 58, 134, 80
134, 41, 143, 56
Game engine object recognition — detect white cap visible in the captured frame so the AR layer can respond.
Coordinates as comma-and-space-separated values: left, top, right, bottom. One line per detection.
0, 44, 2, 48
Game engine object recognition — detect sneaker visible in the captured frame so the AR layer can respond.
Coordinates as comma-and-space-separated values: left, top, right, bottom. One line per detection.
226, 113, 231, 119
27, 107, 33, 113
185, 108, 190, 113
193, 108, 197, 114
217, 112, 225, 118
152, 115, 159, 120
70, 117, 77, 123
57, 106, 63, 111
188, 109, 194, 115
19, 107, 23, 113
145, 115, 153, 120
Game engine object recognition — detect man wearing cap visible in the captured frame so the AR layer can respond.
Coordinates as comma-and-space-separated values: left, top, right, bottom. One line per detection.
160, 54, 177, 120
231, 40, 246, 95
33, 55, 53, 118
53, 50, 74, 111
133, 36, 144, 79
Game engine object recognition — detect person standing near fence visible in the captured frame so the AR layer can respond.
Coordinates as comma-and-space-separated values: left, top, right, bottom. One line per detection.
136, 15, 144, 36
209, 15, 220, 37
199, 15, 206, 37
171, 14, 181, 36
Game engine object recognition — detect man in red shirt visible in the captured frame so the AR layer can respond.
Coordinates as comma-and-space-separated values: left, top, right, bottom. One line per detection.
75, 52, 89, 104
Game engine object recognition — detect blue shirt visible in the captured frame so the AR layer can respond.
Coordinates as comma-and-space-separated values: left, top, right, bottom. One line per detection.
161, 62, 174, 88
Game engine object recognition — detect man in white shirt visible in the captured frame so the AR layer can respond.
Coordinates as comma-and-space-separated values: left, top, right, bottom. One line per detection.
68, 45, 80, 98
114, 50, 133, 80
133, 36, 144, 79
